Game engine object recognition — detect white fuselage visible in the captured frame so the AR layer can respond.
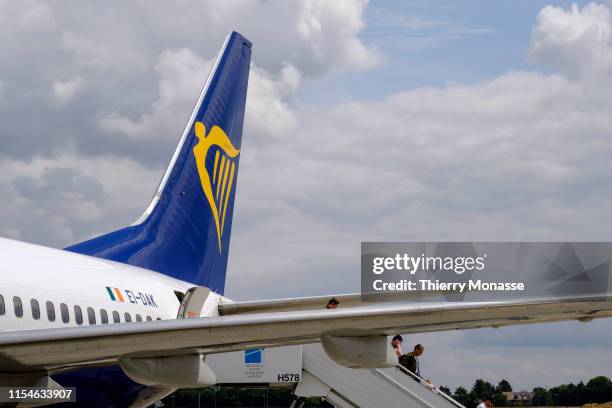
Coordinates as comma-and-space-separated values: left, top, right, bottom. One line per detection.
0, 237, 229, 332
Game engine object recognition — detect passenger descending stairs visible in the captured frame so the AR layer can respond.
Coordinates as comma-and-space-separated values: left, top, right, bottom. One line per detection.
292, 344, 465, 408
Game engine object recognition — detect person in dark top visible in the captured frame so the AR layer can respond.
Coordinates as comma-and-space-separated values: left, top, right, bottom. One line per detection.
403, 343, 424, 377
391, 335, 424, 379
326, 297, 339, 309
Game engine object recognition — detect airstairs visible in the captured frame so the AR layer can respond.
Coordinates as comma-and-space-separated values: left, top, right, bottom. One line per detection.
206, 340, 464, 407
292, 344, 464, 408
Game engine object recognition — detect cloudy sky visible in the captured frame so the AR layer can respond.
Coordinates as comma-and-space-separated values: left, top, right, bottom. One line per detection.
1, 0, 612, 391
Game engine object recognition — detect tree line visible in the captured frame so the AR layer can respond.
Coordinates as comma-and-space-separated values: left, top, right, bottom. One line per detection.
443, 376, 612, 407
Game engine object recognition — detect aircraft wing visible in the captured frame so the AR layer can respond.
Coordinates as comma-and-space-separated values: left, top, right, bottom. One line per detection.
0, 294, 610, 373
217, 291, 439, 314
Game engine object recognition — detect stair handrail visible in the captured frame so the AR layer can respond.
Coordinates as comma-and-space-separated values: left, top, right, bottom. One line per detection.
373, 369, 438, 408
394, 364, 466, 408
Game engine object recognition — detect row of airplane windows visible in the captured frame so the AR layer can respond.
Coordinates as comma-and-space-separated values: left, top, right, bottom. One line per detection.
0, 295, 161, 325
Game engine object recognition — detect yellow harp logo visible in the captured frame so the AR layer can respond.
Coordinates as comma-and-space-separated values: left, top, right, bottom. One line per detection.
193, 121, 240, 253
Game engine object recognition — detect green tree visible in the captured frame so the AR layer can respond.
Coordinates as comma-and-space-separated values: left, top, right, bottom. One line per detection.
532, 387, 554, 406
497, 379, 512, 392
471, 379, 495, 401
492, 392, 508, 407
439, 385, 451, 395
453, 386, 470, 406
586, 375, 612, 403
550, 380, 593, 406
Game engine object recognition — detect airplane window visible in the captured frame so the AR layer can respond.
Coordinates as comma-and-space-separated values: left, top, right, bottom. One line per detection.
112, 311, 120, 323
146, 316, 152, 321
100, 309, 108, 324
31, 299, 40, 320
87, 307, 96, 325
0, 294, 5, 315
60, 303, 69, 323
124, 313, 132, 323
136, 314, 142, 322
13, 297, 23, 318
74, 305, 83, 325
46, 301, 55, 322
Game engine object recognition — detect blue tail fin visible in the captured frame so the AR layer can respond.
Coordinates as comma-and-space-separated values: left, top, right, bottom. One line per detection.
66, 32, 251, 294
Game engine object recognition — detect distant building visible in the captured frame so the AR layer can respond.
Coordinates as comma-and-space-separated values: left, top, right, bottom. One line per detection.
502, 391, 534, 404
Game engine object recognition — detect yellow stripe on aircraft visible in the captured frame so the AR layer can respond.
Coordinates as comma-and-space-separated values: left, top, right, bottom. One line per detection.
216, 156, 226, 200
213, 151, 220, 183
219, 157, 231, 215
221, 162, 235, 232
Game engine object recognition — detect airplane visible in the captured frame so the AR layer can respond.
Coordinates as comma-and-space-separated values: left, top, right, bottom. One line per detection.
0, 31, 611, 407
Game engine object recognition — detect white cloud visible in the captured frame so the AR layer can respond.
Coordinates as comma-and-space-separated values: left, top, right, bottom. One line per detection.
0, 0, 378, 162
97, 47, 302, 152
97, 48, 212, 138
244, 63, 301, 143
18, 2, 57, 32
225, 4, 612, 301
228, 67, 612, 300
295, 0, 380, 72
52, 75, 82, 103
13, 0, 377, 78
0, 155, 160, 246
530, 2, 612, 78
61, 27, 152, 74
